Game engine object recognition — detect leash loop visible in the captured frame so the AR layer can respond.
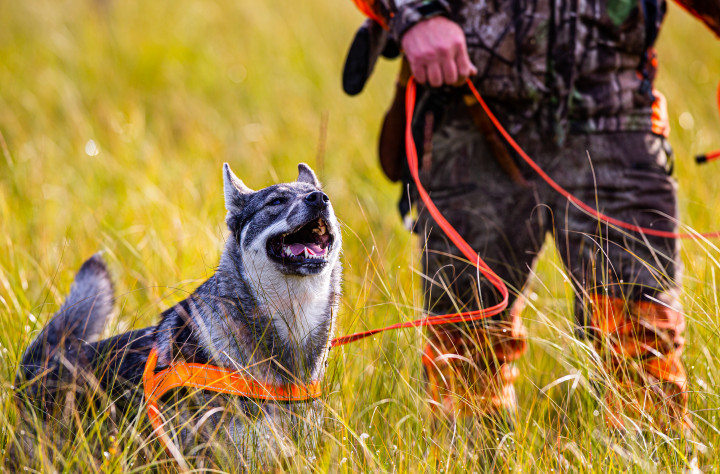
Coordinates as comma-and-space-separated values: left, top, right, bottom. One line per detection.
331, 77, 511, 347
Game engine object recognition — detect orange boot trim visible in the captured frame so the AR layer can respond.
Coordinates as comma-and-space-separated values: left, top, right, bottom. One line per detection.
589, 295, 688, 428
422, 318, 527, 419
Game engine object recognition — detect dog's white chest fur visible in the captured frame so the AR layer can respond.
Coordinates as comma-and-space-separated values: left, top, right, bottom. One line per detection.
268, 273, 330, 344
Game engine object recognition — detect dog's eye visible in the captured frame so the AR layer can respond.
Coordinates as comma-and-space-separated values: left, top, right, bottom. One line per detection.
269, 197, 287, 206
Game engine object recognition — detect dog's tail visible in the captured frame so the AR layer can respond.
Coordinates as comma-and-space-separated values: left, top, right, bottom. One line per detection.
18, 254, 115, 385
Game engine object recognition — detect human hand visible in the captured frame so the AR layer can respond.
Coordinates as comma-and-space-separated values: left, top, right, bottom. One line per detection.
401, 16, 477, 87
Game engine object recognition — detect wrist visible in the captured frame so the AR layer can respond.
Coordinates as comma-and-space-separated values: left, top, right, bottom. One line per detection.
390, 0, 451, 42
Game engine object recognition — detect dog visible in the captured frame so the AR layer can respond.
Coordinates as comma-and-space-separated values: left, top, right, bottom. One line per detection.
14, 163, 342, 469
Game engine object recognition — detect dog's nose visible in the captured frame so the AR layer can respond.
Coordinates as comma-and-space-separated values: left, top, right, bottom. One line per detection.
305, 191, 330, 208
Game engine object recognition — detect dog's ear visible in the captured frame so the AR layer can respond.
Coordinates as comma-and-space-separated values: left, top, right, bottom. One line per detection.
297, 163, 321, 188
223, 163, 253, 213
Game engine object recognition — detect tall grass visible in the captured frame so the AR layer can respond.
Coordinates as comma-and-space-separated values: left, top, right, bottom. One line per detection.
1, 0, 720, 471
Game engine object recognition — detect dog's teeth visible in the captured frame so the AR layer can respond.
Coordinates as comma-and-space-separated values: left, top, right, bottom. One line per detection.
303, 248, 310, 258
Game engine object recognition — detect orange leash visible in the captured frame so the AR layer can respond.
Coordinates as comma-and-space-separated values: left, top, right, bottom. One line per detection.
333, 76, 720, 347
339, 0, 720, 349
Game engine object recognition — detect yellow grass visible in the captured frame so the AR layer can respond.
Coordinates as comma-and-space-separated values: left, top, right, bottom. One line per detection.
1, 0, 720, 471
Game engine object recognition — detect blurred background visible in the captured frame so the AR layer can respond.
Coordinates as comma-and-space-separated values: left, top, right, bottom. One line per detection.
1, 0, 720, 470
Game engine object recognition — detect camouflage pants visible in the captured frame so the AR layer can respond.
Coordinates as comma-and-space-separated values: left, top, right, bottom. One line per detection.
417, 97, 687, 427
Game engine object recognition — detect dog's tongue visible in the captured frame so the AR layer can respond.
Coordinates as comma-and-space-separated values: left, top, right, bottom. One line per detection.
288, 243, 327, 256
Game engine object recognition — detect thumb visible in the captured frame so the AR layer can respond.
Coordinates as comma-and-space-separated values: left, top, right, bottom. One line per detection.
455, 44, 476, 80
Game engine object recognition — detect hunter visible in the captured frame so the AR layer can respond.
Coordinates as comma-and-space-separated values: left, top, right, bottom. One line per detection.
343, 0, 720, 439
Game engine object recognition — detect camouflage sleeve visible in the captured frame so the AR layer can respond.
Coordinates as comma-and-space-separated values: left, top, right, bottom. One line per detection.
673, 0, 720, 37
386, 0, 452, 40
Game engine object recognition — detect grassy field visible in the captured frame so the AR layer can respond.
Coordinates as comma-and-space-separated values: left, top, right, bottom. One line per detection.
2, 0, 720, 471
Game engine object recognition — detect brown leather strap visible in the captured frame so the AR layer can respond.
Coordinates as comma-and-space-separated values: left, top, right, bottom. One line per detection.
463, 94, 529, 187
378, 60, 411, 182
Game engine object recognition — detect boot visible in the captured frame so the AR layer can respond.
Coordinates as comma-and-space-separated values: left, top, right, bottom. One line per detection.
422, 312, 527, 429
589, 295, 688, 430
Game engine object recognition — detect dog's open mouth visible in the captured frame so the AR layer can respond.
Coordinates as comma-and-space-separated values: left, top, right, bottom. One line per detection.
267, 218, 333, 266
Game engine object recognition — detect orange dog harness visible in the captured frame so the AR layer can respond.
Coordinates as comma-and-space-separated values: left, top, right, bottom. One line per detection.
143, 348, 322, 457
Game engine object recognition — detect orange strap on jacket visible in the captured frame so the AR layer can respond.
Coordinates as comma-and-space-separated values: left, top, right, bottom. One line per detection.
650, 88, 670, 138
143, 348, 321, 457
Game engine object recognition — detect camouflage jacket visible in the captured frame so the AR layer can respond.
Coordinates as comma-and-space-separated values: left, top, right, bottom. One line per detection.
369, 0, 720, 137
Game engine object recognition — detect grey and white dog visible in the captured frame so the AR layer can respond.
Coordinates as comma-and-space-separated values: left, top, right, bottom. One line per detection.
15, 163, 342, 468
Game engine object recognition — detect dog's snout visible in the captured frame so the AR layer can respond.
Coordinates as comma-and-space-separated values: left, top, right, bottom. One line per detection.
305, 191, 329, 208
